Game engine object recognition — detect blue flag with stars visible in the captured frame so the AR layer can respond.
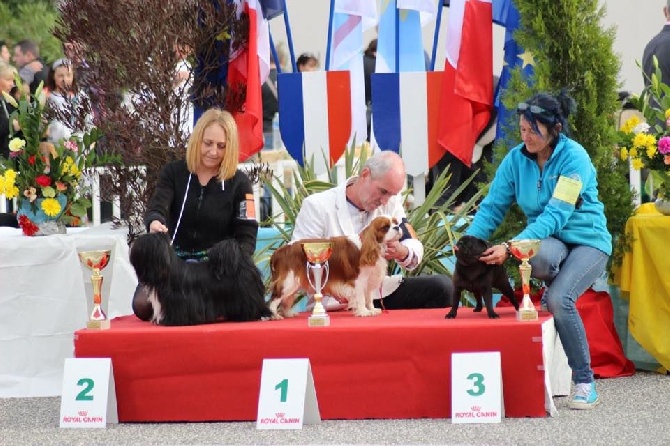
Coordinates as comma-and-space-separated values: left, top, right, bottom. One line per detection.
493, 0, 534, 140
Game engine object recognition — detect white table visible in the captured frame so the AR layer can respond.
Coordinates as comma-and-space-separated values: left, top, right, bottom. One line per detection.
0, 225, 136, 397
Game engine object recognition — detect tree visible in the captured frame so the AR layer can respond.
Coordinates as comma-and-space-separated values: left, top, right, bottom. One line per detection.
491, 0, 634, 274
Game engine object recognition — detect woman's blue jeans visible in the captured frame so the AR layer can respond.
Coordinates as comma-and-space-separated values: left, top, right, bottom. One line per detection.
529, 237, 609, 384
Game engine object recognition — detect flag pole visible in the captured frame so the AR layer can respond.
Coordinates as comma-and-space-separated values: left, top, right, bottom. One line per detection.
281, 0, 297, 72
324, 0, 336, 71
430, 0, 445, 71
394, 0, 399, 72
269, 32, 282, 74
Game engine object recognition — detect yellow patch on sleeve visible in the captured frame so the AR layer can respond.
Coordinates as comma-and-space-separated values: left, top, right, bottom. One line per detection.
552, 176, 582, 204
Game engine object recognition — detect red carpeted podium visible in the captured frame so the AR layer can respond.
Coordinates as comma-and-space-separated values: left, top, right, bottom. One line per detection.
74, 308, 566, 422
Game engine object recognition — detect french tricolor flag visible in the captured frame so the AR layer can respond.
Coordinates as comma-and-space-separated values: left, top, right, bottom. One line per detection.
277, 71, 351, 175
370, 72, 444, 177
437, 0, 493, 167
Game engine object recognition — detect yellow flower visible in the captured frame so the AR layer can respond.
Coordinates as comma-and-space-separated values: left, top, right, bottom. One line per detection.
6, 185, 19, 199
647, 144, 657, 158
665, 109, 670, 119
629, 147, 638, 158
40, 197, 62, 217
8, 138, 26, 152
4, 169, 16, 184
620, 116, 641, 133
631, 158, 645, 170
645, 134, 657, 147
620, 147, 629, 161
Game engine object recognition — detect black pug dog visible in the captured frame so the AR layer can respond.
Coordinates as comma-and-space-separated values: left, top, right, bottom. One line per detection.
130, 232, 272, 326
446, 235, 519, 319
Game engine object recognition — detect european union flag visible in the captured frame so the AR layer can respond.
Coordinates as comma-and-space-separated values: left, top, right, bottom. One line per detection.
493, 0, 535, 139
258, 0, 284, 20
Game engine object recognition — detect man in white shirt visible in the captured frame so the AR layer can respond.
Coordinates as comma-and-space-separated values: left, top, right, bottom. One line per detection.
292, 151, 454, 311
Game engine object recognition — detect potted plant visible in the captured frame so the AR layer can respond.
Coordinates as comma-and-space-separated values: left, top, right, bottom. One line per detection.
617, 59, 670, 214
0, 82, 100, 235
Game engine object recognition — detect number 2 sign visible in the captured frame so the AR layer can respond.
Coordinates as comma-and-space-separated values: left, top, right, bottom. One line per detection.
256, 358, 321, 430
59, 358, 118, 428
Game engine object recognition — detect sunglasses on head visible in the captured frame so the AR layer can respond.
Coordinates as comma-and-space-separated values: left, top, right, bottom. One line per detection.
517, 102, 552, 118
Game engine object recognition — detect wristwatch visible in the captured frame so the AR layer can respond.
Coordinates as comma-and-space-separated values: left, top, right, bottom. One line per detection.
501, 241, 512, 258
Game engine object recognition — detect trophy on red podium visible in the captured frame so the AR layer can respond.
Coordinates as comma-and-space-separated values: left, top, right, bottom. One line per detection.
509, 240, 541, 321
78, 250, 112, 330
302, 241, 333, 327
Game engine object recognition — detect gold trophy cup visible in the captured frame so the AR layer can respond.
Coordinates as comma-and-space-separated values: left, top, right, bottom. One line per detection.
509, 239, 541, 321
78, 250, 112, 330
302, 241, 333, 327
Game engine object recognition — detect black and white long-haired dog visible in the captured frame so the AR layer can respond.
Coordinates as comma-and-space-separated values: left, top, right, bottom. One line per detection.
130, 232, 272, 326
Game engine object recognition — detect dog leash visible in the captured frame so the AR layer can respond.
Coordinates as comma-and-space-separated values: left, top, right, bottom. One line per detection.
171, 173, 191, 246
379, 284, 388, 314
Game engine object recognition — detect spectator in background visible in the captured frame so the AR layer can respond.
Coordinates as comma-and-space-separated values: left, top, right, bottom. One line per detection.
0, 61, 18, 159
0, 61, 19, 219
173, 42, 194, 136
428, 75, 499, 212
12, 40, 49, 95
0, 41, 10, 64
363, 38, 377, 141
643, 1, 670, 86
45, 58, 92, 144
262, 43, 286, 151
296, 53, 319, 72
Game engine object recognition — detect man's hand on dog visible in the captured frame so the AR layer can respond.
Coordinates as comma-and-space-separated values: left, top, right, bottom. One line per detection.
478, 244, 509, 265
384, 240, 409, 261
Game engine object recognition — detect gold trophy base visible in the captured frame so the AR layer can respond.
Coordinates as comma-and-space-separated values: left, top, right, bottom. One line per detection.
517, 308, 539, 321
517, 294, 539, 321
86, 319, 111, 330
308, 295, 330, 327
308, 313, 330, 327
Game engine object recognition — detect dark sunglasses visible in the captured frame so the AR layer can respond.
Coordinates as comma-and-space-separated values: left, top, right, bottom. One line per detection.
517, 102, 552, 118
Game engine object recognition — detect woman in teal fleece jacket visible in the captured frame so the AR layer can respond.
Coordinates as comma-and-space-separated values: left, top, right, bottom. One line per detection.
466, 91, 611, 411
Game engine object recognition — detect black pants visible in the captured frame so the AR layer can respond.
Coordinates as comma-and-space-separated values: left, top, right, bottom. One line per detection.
0, 212, 18, 228
374, 275, 454, 310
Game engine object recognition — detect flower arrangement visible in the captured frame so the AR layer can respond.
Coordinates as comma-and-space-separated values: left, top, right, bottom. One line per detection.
617, 60, 670, 201
0, 81, 100, 235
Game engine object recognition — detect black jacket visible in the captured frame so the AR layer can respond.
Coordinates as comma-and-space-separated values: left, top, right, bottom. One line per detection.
643, 25, 670, 87
0, 98, 18, 159
144, 160, 259, 257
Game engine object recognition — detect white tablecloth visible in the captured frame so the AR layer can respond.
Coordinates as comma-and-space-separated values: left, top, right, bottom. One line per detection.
0, 225, 137, 397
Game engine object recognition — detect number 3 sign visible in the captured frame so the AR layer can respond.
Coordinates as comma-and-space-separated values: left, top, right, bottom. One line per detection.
451, 352, 503, 424
256, 358, 321, 430
59, 358, 118, 428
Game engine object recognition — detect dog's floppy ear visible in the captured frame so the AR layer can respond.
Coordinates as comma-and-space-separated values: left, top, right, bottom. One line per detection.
359, 222, 382, 266
130, 233, 173, 284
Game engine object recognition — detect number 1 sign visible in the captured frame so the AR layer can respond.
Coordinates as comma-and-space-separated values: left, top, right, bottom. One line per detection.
256, 358, 321, 430
59, 358, 118, 428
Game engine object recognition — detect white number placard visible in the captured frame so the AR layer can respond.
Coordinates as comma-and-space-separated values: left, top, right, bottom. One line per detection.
256, 358, 321, 429
451, 351, 503, 424
59, 358, 118, 428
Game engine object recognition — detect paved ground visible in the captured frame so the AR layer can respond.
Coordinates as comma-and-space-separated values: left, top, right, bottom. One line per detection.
0, 371, 668, 446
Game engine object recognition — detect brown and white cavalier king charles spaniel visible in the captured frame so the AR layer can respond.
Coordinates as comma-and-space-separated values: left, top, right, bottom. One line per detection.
268, 216, 401, 318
